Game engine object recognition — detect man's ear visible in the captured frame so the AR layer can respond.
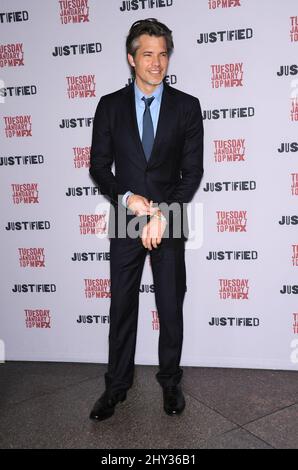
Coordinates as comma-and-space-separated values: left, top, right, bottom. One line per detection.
127, 53, 135, 68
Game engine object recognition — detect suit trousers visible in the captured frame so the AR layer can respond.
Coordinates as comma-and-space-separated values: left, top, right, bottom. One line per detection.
104, 234, 186, 394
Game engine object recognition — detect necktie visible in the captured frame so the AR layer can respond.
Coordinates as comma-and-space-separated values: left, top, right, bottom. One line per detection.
142, 96, 155, 161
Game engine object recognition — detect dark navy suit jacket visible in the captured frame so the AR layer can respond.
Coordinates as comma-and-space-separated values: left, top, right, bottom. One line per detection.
89, 81, 204, 238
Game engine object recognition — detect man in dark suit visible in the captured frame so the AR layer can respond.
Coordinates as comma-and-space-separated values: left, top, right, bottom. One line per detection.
89, 18, 204, 421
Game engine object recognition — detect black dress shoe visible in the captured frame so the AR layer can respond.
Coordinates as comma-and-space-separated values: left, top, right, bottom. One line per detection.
163, 385, 185, 415
89, 390, 127, 421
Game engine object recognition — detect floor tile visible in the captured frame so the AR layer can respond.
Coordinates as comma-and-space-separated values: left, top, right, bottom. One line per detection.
183, 367, 298, 425
244, 404, 298, 449
200, 427, 273, 449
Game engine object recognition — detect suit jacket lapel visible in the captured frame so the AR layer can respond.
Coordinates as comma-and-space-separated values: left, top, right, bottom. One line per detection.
147, 83, 175, 168
126, 82, 148, 168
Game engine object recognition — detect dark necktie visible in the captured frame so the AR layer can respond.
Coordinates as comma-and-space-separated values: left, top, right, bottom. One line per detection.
142, 96, 155, 161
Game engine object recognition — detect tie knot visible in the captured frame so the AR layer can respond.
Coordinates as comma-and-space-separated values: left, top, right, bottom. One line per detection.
142, 96, 155, 108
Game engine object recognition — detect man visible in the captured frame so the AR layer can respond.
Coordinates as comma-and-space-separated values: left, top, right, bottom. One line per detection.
89, 18, 204, 421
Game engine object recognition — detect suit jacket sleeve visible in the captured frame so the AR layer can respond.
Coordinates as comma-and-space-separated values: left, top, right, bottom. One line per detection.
89, 96, 122, 205
164, 97, 204, 206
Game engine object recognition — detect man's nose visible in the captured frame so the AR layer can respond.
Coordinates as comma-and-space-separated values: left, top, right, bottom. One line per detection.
151, 55, 161, 67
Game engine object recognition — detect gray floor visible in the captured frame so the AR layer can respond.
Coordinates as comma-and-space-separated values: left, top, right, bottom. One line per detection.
0, 362, 297, 449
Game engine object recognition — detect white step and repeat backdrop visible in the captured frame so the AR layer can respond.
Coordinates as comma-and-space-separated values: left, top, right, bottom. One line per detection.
1, 0, 298, 370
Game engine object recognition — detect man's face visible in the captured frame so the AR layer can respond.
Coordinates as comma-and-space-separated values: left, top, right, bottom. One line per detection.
128, 34, 169, 92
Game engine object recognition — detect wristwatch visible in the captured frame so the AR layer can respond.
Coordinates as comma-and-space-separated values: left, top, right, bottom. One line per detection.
151, 210, 167, 222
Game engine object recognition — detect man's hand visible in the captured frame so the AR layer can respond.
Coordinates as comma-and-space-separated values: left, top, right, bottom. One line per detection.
127, 194, 153, 216
141, 211, 167, 250
127, 195, 158, 217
